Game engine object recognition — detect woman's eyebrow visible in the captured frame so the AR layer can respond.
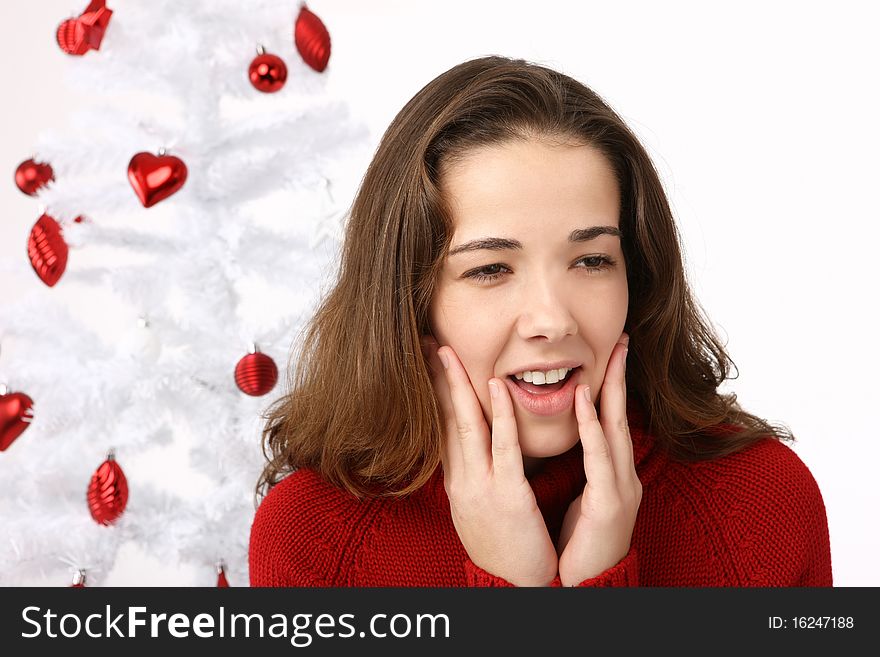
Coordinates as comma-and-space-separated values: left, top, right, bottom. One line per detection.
448, 226, 621, 257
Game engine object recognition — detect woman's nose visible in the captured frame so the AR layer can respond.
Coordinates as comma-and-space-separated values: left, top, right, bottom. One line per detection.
516, 283, 578, 342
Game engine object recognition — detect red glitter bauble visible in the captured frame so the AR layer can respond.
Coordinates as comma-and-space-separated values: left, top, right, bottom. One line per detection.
15, 159, 54, 196
294, 5, 331, 72
234, 351, 278, 396
27, 213, 68, 287
0, 391, 34, 452
87, 451, 129, 526
56, 0, 113, 56
127, 151, 188, 208
249, 51, 287, 93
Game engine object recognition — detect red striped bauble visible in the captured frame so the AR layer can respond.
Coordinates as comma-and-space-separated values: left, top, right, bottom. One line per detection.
56, 17, 91, 55
87, 451, 128, 526
27, 214, 68, 287
56, 0, 113, 56
294, 5, 331, 72
234, 351, 278, 396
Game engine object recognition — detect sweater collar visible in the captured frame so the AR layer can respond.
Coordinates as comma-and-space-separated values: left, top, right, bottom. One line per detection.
425, 397, 660, 510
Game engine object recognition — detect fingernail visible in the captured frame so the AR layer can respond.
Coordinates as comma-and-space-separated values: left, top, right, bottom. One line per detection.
489, 381, 499, 399
438, 350, 449, 370
623, 347, 628, 370
583, 385, 591, 402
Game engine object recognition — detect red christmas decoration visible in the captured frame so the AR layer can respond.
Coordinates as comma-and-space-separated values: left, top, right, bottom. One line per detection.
71, 570, 87, 587
127, 150, 188, 208
87, 450, 129, 526
56, 0, 113, 56
0, 389, 34, 452
249, 47, 287, 93
294, 4, 331, 72
234, 347, 278, 396
217, 562, 229, 587
27, 213, 68, 287
15, 159, 55, 196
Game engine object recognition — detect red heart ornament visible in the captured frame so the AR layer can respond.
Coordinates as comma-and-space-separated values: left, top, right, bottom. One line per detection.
127, 151, 188, 208
56, 0, 113, 56
27, 213, 69, 287
0, 392, 34, 452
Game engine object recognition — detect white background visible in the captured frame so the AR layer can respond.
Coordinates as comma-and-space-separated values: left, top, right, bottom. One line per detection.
1, 1, 878, 586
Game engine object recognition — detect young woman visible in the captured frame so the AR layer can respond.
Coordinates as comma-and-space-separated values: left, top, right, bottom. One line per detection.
248, 56, 832, 587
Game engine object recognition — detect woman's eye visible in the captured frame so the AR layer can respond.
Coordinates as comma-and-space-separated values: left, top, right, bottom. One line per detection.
467, 263, 508, 282
464, 255, 616, 284
579, 255, 613, 269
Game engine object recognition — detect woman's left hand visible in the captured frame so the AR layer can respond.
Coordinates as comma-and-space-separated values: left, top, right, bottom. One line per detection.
557, 333, 643, 586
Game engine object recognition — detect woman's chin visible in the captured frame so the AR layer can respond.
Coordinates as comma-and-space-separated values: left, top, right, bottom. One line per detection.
518, 428, 579, 460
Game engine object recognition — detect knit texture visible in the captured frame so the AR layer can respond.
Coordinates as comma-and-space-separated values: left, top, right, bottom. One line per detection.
249, 404, 833, 587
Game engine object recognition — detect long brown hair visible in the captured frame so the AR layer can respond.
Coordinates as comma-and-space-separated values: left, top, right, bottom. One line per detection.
255, 55, 793, 504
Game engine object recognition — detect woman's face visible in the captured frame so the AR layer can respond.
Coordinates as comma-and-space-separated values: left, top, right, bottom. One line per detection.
428, 137, 628, 464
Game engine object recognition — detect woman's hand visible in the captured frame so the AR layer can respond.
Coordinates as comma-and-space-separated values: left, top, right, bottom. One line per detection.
421, 336, 559, 587
557, 333, 643, 586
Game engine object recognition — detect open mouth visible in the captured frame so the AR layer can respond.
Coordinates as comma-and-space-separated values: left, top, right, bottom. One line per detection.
508, 366, 580, 396
503, 366, 581, 417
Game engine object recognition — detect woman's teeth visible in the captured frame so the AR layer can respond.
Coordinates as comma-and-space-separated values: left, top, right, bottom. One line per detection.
512, 367, 572, 385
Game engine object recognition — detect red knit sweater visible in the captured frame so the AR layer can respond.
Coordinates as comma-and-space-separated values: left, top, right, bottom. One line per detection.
249, 407, 833, 587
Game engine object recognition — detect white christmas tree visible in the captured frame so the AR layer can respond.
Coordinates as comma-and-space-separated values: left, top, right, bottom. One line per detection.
0, 0, 368, 586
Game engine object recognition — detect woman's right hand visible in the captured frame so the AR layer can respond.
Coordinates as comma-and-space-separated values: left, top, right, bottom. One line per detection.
421, 336, 559, 587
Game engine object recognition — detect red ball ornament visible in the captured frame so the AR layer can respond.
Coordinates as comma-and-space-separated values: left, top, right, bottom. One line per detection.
27, 213, 68, 287
0, 389, 34, 452
56, 0, 113, 56
15, 159, 55, 196
249, 47, 287, 93
127, 150, 187, 208
87, 450, 128, 526
294, 4, 331, 72
234, 347, 278, 396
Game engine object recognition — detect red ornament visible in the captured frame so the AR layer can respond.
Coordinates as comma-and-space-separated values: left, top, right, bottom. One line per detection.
294, 5, 331, 72
0, 390, 34, 452
217, 562, 229, 587
71, 570, 87, 587
249, 47, 287, 93
234, 348, 278, 396
87, 450, 128, 525
127, 150, 187, 208
27, 213, 68, 287
56, 0, 113, 56
15, 159, 55, 196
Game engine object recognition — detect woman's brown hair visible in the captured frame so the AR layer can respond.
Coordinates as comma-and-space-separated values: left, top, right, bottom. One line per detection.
255, 55, 793, 504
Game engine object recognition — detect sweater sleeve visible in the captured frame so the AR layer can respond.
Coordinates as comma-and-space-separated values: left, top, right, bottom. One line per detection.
248, 471, 335, 587
462, 547, 639, 587
720, 440, 833, 587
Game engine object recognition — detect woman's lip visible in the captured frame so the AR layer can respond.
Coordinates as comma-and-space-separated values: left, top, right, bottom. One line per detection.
503, 367, 580, 416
